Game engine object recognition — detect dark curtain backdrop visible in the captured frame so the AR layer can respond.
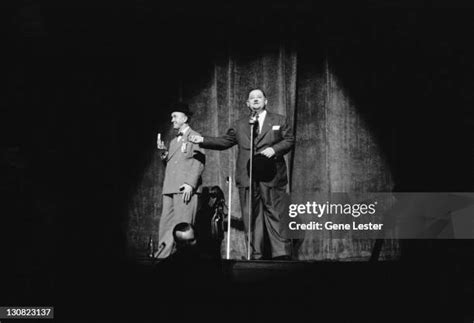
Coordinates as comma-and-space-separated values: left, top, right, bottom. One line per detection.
128, 40, 397, 260
5, 3, 474, 311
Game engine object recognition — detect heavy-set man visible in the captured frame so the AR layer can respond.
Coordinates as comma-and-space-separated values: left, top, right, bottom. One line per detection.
189, 89, 294, 260
156, 103, 205, 259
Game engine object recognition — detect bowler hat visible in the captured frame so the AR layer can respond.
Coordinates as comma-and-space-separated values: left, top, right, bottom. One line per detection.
170, 102, 193, 116
247, 154, 277, 182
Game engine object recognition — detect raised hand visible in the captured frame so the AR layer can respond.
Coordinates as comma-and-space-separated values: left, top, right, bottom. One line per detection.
157, 133, 167, 150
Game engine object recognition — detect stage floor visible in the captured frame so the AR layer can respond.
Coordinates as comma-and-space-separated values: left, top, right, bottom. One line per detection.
7, 250, 472, 322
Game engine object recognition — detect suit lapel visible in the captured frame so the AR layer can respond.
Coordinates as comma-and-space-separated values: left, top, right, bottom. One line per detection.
255, 112, 274, 144
168, 137, 180, 159
168, 127, 193, 159
183, 128, 192, 143
241, 119, 251, 143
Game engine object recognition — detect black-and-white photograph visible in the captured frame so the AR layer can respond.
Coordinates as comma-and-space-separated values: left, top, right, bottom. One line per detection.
2, 0, 474, 322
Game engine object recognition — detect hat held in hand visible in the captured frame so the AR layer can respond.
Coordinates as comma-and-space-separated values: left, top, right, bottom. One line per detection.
247, 154, 277, 182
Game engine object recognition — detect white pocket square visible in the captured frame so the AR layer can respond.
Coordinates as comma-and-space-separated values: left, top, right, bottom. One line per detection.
272, 125, 280, 130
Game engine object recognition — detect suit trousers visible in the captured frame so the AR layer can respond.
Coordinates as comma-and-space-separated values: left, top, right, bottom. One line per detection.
158, 193, 198, 259
239, 183, 292, 259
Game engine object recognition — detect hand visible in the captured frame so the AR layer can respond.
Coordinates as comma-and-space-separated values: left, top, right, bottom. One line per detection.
259, 147, 275, 158
157, 133, 167, 150
179, 184, 193, 204
188, 135, 204, 144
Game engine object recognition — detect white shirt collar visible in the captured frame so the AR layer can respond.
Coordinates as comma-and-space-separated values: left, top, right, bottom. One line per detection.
258, 110, 267, 132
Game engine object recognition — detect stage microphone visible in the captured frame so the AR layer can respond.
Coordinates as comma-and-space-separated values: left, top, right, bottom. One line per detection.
153, 242, 166, 259
249, 110, 258, 124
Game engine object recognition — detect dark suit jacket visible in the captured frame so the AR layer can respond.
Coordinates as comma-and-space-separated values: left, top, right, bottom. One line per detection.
161, 127, 205, 194
201, 111, 294, 188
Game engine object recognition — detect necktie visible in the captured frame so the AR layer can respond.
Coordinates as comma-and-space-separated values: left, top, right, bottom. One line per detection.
254, 114, 260, 136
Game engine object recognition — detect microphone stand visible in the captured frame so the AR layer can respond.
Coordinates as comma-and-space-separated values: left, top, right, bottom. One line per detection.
226, 176, 232, 260
247, 112, 257, 260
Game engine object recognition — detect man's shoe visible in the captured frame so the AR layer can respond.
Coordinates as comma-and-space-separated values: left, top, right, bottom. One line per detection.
251, 256, 263, 260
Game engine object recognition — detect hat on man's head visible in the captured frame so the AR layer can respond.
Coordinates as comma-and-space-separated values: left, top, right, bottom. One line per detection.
247, 154, 277, 182
170, 102, 193, 117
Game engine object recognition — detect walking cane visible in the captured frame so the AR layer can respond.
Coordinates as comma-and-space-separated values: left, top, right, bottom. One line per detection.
226, 176, 232, 260
247, 112, 258, 260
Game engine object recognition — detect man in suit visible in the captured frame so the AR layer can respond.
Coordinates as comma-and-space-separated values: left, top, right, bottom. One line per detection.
156, 103, 205, 259
189, 89, 294, 260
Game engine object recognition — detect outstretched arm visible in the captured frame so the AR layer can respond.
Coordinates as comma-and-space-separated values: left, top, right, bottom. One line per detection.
189, 127, 238, 151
